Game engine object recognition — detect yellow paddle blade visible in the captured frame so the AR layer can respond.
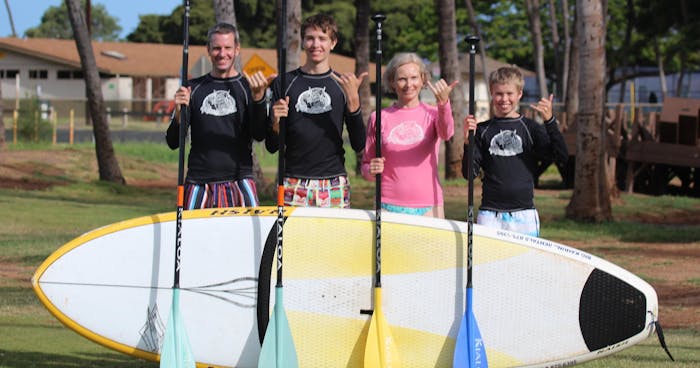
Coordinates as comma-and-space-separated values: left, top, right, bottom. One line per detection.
364, 288, 401, 368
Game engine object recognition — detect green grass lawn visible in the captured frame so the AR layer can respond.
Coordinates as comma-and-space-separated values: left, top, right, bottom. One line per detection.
1, 142, 698, 367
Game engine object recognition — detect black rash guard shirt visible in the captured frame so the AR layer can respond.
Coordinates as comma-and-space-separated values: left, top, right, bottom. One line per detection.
462, 116, 568, 211
166, 73, 267, 183
265, 68, 366, 179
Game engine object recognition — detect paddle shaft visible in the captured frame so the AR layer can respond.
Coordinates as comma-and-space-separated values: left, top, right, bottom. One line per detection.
372, 13, 386, 288
466, 36, 478, 289
173, 0, 190, 289
275, 0, 287, 288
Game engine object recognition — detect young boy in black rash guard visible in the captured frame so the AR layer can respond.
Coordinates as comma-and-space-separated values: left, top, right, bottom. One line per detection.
166, 22, 270, 209
266, 13, 368, 208
462, 66, 568, 236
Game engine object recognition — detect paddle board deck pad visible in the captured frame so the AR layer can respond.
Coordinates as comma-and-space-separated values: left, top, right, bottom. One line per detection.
32, 206, 659, 367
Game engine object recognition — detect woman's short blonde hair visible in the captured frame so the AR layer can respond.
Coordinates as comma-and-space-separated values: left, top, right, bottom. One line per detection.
384, 52, 430, 92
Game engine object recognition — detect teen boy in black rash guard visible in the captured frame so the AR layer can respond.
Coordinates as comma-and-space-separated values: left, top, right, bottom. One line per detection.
167, 23, 270, 209
266, 13, 367, 208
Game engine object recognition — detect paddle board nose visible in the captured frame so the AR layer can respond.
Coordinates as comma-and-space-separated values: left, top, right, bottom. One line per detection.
579, 268, 651, 351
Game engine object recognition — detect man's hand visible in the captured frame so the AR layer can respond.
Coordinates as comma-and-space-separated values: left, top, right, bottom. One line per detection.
244, 71, 276, 101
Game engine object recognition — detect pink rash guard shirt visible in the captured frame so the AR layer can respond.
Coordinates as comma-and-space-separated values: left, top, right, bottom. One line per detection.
361, 101, 454, 208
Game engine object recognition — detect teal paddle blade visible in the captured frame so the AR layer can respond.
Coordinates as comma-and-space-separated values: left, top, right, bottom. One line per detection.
453, 288, 488, 368
160, 288, 196, 368
258, 287, 298, 368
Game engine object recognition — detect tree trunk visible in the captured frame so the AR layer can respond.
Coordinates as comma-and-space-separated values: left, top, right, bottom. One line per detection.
3, 0, 17, 37
653, 37, 668, 99
285, 0, 302, 71
213, 0, 236, 25
436, 0, 467, 180
65, 0, 125, 184
0, 75, 4, 150
560, 0, 571, 104
354, 0, 371, 175
566, 0, 611, 222
213, 0, 270, 191
547, 0, 562, 100
525, 0, 549, 97
565, 3, 579, 131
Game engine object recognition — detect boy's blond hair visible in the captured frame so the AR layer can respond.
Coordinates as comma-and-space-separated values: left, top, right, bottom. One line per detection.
489, 66, 524, 92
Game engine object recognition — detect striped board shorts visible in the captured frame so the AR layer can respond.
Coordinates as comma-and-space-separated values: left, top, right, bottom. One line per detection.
477, 208, 540, 237
183, 178, 259, 210
283, 176, 350, 208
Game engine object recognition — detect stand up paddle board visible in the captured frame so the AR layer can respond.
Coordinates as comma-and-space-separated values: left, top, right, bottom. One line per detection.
32, 206, 660, 367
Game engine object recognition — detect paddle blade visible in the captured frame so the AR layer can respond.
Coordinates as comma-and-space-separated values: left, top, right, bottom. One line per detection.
258, 287, 298, 368
364, 287, 401, 368
160, 288, 196, 368
453, 288, 488, 368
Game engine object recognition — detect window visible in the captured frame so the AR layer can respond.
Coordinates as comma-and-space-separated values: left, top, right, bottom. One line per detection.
4, 70, 19, 79
57, 70, 83, 79
29, 69, 48, 79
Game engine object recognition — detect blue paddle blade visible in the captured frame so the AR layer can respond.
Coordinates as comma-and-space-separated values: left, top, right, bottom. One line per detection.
160, 288, 196, 368
453, 288, 488, 368
258, 287, 299, 368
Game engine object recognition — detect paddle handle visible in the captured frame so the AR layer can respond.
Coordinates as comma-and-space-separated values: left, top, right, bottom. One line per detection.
274, 0, 288, 288
466, 35, 479, 288
371, 13, 386, 288
173, 0, 191, 289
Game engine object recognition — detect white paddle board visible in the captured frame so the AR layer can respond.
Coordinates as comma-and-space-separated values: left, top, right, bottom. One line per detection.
32, 206, 659, 367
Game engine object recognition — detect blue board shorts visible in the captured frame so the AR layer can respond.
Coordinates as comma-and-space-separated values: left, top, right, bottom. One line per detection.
477, 208, 540, 237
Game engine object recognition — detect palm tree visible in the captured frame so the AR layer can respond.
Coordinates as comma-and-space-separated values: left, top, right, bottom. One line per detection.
354, 0, 371, 175
213, 0, 236, 25
65, 0, 125, 184
285, 0, 302, 71
4, 0, 17, 37
436, 0, 467, 179
525, 0, 549, 97
566, 0, 611, 221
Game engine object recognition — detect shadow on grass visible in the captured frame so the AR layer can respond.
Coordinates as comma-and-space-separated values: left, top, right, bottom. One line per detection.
0, 350, 158, 368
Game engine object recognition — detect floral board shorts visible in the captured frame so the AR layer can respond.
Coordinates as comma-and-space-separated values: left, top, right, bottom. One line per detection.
283, 176, 350, 208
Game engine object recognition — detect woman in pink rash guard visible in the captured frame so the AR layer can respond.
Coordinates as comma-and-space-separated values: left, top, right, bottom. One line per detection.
361, 52, 458, 218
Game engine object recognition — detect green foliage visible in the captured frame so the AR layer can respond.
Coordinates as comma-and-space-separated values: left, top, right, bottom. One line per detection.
126, 15, 165, 43
15, 98, 52, 143
25, 0, 121, 41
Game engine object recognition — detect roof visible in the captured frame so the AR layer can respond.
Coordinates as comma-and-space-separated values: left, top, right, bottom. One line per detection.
457, 53, 536, 77
0, 37, 377, 81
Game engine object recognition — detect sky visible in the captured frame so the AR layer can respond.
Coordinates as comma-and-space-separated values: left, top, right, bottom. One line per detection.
0, 0, 183, 39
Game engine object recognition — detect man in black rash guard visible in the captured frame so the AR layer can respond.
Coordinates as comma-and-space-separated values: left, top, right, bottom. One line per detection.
166, 22, 270, 209
266, 13, 367, 208
462, 66, 568, 237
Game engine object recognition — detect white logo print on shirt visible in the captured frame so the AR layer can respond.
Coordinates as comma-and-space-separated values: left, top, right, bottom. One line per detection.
295, 87, 332, 114
386, 120, 424, 145
489, 129, 523, 156
200, 90, 237, 116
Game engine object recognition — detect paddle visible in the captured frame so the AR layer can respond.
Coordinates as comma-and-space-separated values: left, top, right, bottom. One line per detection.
258, 1, 298, 367
453, 35, 488, 368
364, 13, 401, 368
160, 1, 195, 368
